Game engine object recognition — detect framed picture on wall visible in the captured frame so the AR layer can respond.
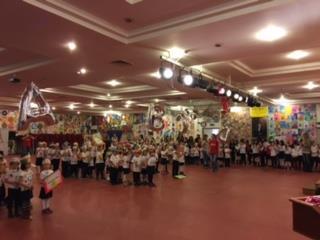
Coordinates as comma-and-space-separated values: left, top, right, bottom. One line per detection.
252, 117, 267, 140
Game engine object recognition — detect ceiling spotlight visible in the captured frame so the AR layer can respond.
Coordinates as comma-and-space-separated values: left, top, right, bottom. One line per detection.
77, 111, 81, 115
68, 104, 75, 110
249, 86, 262, 96
126, 100, 133, 105
168, 47, 186, 60
66, 41, 77, 51
109, 104, 112, 108
218, 87, 226, 95
226, 89, 232, 97
255, 25, 287, 42
125, 104, 130, 108
77, 67, 87, 75
183, 74, 194, 86
89, 102, 95, 108
107, 80, 121, 87
233, 93, 239, 100
107, 93, 111, 97
52, 106, 56, 110
160, 67, 174, 79
287, 50, 309, 60
238, 96, 244, 102
303, 81, 319, 90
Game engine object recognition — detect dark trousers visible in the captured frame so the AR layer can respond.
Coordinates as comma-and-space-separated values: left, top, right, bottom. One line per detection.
70, 164, 79, 178
172, 160, 180, 177
109, 167, 118, 185
0, 185, 5, 205
133, 172, 141, 185
225, 158, 231, 167
88, 166, 94, 177
62, 161, 70, 178
260, 153, 266, 167
7, 188, 21, 217
202, 151, 209, 167
271, 156, 277, 168
240, 154, 246, 166
96, 163, 105, 180
147, 166, 155, 184
20, 190, 32, 218
52, 159, 60, 171
82, 163, 89, 178
303, 154, 311, 172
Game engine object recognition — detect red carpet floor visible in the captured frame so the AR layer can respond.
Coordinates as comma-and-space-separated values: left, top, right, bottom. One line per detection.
0, 166, 318, 240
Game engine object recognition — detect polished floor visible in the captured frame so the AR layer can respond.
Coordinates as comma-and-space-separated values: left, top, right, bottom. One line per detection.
0, 166, 318, 240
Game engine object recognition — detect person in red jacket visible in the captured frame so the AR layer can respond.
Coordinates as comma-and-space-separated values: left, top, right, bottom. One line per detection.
209, 134, 220, 172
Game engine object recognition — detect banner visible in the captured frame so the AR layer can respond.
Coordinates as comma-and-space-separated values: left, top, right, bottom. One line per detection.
250, 107, 268, 118
44, 170, 63, 193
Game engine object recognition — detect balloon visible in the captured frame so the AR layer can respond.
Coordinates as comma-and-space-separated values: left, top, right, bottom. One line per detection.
17, 82, 56, 131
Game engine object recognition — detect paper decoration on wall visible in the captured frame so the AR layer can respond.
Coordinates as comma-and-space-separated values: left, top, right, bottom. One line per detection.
17, 82, 55, 131
147, 104, 165, 132
250, 107, 268, 118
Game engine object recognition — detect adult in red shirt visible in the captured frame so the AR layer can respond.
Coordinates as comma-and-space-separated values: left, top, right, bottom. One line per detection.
209, 134, 220, 172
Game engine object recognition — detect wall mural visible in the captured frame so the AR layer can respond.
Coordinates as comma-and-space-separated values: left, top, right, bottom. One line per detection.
268, 104, 317, 143
221, 108, 252, 141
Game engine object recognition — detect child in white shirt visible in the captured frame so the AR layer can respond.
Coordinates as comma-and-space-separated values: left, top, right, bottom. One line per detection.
19, 158, 33, 219
39, 159, 54, 214
147, 150, 158, 187
131, 150, 142, 186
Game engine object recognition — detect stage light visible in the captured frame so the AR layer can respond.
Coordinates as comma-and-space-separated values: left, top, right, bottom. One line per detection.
238, 96, 244, 102
219, 87, 226, 95
226, 89, 232, 97
159, 67, 173, 79
77, 67, 87, 75
233, 93, 239, 100
66, 41, 77, 51
183, 74, 194, 86
89, 102, 95, 108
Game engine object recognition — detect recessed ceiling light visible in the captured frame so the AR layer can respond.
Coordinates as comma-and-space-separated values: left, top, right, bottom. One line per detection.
303, 81, 319, 90
77, 111, 81, 115
109, 104, 112, 108
255, 25, 287, 42
126, 0, 143, 4
107, 93, 111, 97
287, 50, 310, 60
155, 99, 160, 103
274, 95, 291, 106
68, 104, 75, 110
249, 86, 263, 96
89, 102, 95, 108
168, 47, 186, 60
126, 100, 133, 105
125, 104, 130, 108
77, 67, 87, 75
52, 106, 56, 110
107, 80, 121, 87
66, 41, 77, 51
150, 71, 161, 79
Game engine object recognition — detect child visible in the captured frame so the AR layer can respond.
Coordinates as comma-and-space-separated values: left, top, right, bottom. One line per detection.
61, 142, 72, 178
311, 142, 318, 172
81, 146, 89, 178
284, 144, 292, 170
35, 142, 44, 173
291, 144, 299, 170
122, 149, 131, 186
4, 158, 21, 218
39, 159, 54, 214
131, 150, 142, 186
95, 144, 105, 180
160, 145, 168, 175
224, 144, 231, 168
88, 147, 95, 178
19, 158, 33, 220
140, 148, 149, 185
70, 143, 80, 178
239, 139, 247, 166
147, 150, 158, 187
52, 143, 61, 171
0, 157, 7, 207
109, 149, 119, 185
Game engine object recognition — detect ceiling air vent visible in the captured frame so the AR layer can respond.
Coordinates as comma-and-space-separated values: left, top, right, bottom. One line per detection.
110, 60, 133, 67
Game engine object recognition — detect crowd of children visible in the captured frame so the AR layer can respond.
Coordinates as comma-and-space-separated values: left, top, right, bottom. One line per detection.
1, 132, 319, 220
0, 154, 54, 220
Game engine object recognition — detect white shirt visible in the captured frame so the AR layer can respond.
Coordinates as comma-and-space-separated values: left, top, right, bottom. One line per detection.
110, 154, 119, 167
140, 155, 148, 169
311, 145, 318, 157
70, 149, 79, 165
122, 155, 130, 169
147, 156, 157, 166
36, 147, 44, 158
4, 169, 20, 189
61, 148, 72, 162
40, 169, 54, 185
239, 144, 246, 154
224, 148, 231, 159
131, 156, 141, 172
20, 169, 33, 191
96, 151, 104, 164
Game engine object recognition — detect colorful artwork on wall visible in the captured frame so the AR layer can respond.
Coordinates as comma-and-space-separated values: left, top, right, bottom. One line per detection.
268, 104, 317, 142
0, 110, 18, 131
